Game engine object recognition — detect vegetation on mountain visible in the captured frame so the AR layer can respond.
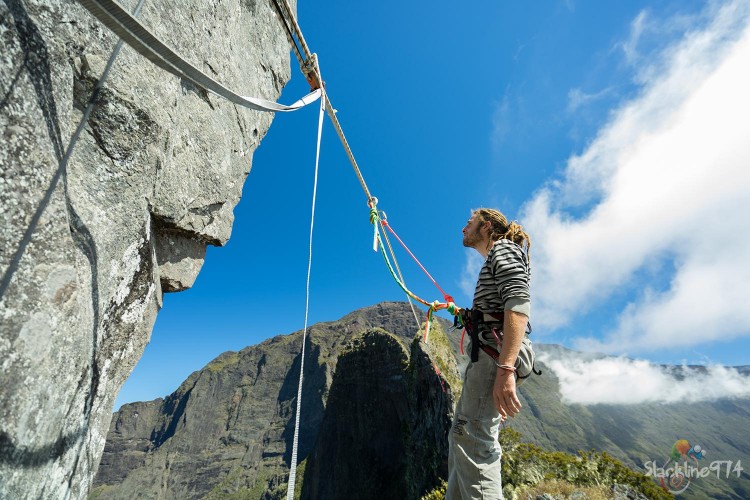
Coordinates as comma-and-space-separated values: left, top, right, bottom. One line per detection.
498, 427, 672, 499
420, 427, 672, 500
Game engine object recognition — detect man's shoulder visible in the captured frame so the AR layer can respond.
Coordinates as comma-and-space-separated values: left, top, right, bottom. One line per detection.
490, 238, 525, 256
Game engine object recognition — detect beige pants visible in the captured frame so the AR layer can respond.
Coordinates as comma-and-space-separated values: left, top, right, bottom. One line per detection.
446, 345, 503, 499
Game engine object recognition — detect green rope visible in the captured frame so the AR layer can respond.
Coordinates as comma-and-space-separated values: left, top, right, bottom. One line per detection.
369, 207, 460, 341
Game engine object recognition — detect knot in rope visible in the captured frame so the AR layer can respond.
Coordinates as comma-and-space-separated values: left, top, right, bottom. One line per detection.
422, 302, 438, 342
368, 197, 380, 252
368, 196, 380, 224
421, 299, 464, 343
446, 302, 458, 316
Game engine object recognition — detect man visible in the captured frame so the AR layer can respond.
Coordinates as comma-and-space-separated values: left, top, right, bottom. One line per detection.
446, 208, 532, 499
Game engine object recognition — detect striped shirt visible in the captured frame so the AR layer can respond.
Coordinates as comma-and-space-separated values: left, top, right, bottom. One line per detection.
472, 239, 531, 318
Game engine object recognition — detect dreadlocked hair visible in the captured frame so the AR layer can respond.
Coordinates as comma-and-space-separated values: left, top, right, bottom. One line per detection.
473, 208, 531, 260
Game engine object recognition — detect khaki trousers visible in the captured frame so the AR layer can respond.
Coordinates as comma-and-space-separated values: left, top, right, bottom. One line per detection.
446, 346, 503, 499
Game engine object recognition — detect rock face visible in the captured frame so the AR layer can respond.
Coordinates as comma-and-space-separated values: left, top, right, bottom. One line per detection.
0, 0, 294, 497
91, 303, 459, 499
301, 329, 454, 500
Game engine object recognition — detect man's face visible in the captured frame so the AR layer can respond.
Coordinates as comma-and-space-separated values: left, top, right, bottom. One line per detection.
462, 213, 486, 248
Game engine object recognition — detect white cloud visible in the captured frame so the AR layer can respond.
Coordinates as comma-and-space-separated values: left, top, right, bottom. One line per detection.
566, 87, 613, 114
491, 91, 511, 147
618, 10, 649, 65
521, 1, 750, 355
539, 350, 750, 405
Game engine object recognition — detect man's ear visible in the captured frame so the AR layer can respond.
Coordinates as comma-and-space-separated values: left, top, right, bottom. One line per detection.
482, 220, 492, 233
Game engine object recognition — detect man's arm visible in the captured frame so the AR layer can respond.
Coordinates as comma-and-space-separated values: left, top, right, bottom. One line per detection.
493, 310, 528, 420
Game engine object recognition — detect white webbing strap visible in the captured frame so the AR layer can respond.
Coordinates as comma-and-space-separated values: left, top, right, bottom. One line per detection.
285, 89, 326, 499
77, 0, 321, 112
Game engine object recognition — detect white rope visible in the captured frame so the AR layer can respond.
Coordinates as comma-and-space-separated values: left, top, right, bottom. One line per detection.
286, 88, 326, 500
271, 0, 429, 330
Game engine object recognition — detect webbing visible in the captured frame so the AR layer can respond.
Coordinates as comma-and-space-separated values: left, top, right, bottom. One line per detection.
285, 88, 327, 500
76, 0, 321, 112
271, 0, 462, 348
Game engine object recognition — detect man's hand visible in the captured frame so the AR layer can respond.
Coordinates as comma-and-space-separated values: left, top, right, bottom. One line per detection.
493, 309, 528, 418
493, 369, 521, 421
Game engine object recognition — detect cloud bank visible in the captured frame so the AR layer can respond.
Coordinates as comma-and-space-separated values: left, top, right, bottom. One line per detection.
539, 350, 750, 405
522, 1, 750, 355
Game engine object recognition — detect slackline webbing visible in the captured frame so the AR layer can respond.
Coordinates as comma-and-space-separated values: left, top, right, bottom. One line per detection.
285, 88, 327, 500
76, 0, 321, 112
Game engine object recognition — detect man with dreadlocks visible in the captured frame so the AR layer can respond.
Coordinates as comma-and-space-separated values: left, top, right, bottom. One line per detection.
446, 208, 533, 499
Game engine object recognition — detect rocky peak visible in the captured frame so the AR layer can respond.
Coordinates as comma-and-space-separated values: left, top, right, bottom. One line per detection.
302, 328, 454, 499
91, 302, 458, 499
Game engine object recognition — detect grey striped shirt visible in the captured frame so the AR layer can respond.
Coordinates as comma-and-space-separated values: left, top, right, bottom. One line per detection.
472, 239, 531, 317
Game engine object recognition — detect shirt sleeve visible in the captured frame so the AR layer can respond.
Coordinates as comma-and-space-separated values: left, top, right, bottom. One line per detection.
490, 241, 531, 318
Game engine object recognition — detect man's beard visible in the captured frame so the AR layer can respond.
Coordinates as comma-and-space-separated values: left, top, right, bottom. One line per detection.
463, 226, 483, 248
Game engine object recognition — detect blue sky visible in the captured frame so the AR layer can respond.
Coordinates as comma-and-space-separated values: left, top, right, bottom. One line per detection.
116, 0, 750, 408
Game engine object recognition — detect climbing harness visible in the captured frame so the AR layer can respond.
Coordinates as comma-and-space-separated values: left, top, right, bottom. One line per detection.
457, 308, 541, 380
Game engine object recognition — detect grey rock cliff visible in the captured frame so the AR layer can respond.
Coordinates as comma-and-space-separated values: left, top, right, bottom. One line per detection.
91, 303, 458, 499
301, 329, 454, 500
0, 0, 294, 497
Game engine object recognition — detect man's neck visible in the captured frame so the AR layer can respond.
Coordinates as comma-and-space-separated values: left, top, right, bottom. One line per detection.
475, 238, 493, 258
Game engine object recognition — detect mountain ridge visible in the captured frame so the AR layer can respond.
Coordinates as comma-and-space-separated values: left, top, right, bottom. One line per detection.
93, 302, 750, 499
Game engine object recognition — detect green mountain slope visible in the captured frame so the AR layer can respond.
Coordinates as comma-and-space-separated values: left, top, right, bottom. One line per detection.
91, 304, 749, 499
511, 344, 750, 499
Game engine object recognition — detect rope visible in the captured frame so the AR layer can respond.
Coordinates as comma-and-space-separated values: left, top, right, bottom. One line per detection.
269, 0, 305, 66
271, 0, 374, 202
380, 216, 454, 303
379, 220, 422, 330
368, 207, 459, 342
269, 0, 462, 324
76, 0, 321, 112
286, 89, 327, 500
